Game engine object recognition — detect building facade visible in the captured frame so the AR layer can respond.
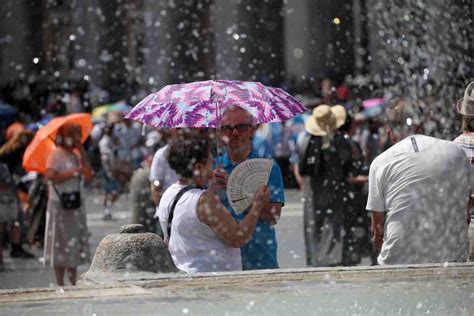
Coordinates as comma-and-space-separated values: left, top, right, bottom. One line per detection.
0, 0, 472, 105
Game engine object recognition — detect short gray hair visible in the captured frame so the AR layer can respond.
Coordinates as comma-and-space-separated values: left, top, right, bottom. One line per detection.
221, 105, 254, 124
385, 97, 423, 130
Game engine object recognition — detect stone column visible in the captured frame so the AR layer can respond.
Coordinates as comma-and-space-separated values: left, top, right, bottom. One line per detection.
283, 0, 312, 83
283, 0, 354, 86
352, 0, 369, 75
69, 0, 101, 85
213, 0, 284, 85
142, 0, 214, 91
0, 0, 33, 84
212, 0, 241, 80
95, 0, 129, 98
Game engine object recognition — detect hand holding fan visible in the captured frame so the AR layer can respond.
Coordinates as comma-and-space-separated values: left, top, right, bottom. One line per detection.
227, 158, 273, 215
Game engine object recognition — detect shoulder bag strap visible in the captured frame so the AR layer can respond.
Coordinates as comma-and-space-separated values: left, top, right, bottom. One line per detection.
72, 152, 82, 191
167, 185, 196, 239
51, 182, 62, 198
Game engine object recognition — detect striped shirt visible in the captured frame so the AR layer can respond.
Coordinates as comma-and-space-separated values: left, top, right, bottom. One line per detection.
454, 133, 474, 165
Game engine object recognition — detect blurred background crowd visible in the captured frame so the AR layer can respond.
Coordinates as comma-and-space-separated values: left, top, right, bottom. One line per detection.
0, 72, 469, 270
0, 0, 472, 277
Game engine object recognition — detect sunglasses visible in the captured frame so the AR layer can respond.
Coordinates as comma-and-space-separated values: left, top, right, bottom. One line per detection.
221, 124, 253, 133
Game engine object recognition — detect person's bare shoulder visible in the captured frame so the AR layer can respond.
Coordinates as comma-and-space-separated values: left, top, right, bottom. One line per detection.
197, 191, 224, 223
199, 190, 221, 206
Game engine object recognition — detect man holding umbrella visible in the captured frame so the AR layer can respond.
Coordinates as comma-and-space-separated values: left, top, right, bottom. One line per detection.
125, 80, 306, 270
211, 105, 285, 270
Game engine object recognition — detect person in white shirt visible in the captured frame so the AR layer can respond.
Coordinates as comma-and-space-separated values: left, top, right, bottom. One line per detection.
150, 144, 178, 207
453, 81, 474, 261
157, 135, 269, 273
367, 98, 470, 265
98, 125, 121, 220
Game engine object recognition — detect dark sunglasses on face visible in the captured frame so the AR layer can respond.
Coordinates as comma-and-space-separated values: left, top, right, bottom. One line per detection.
221, 124, 253, 133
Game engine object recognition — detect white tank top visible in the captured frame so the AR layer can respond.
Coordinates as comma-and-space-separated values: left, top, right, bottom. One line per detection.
158, 183, 242, 273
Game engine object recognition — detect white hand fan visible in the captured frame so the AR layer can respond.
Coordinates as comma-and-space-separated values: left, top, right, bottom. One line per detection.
227, 158, 273, 215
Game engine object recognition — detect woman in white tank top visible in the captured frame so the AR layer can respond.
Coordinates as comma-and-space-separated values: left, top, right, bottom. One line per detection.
157, 136, 269, 273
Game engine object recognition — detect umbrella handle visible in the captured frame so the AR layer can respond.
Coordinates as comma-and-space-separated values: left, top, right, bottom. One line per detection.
215, 101, 222, 169
215, 127, 222, 169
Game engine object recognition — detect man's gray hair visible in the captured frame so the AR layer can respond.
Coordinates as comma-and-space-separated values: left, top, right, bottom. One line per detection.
385, 97, 424, 130
221, 105, 254, 124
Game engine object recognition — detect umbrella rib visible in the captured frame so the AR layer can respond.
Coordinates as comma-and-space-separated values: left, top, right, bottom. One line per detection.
47, 135, 56, 145
211, 81, 222, 168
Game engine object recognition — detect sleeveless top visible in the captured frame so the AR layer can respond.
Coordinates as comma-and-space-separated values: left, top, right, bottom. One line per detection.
158, 183, 242, 273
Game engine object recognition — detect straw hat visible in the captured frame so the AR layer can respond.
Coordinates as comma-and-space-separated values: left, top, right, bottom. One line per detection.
331, 105, 347, 129
456, 81, 474, 117
305, 104, 346, 136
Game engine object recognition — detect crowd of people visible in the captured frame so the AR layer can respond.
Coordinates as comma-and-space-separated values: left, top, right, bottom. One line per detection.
0, 77, 472, 285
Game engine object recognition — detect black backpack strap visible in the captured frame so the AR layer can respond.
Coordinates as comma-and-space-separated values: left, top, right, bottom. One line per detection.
167, 185, 196, 239
299, 135, 323, 177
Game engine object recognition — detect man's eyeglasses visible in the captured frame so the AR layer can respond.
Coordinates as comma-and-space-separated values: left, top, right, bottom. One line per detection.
221, 124, 253, 133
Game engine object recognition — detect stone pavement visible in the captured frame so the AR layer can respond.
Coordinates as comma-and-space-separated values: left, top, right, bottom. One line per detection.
0, 189, 133, 290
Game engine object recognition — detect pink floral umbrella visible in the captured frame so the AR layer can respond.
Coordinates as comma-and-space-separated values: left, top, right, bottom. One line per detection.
125, 80, 306, 128
125, 80, 307, 157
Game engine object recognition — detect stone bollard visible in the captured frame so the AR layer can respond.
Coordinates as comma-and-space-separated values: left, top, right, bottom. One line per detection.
85, 224, 178, 274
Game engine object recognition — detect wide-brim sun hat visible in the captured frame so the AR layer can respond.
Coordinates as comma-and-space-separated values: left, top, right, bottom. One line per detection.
305, 104, 346, 136
331, 105, 347, 129
456, 81, 474, 117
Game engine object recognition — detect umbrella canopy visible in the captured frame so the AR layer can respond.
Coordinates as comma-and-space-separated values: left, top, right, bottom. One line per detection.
125, 80, 307, 128
92, 101, 132, 121
361, 98, 385, 118
23, 113, 92, 174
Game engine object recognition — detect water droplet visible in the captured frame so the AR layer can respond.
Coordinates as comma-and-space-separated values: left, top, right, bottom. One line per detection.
293, 48, 304, 59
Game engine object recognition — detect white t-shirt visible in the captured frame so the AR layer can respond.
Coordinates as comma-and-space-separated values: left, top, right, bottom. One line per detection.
90, 122, 105, 142
158, 183, 242, 273
150, 145, 179, 217
98, 135, 118, 175
366, 135, 469, 265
